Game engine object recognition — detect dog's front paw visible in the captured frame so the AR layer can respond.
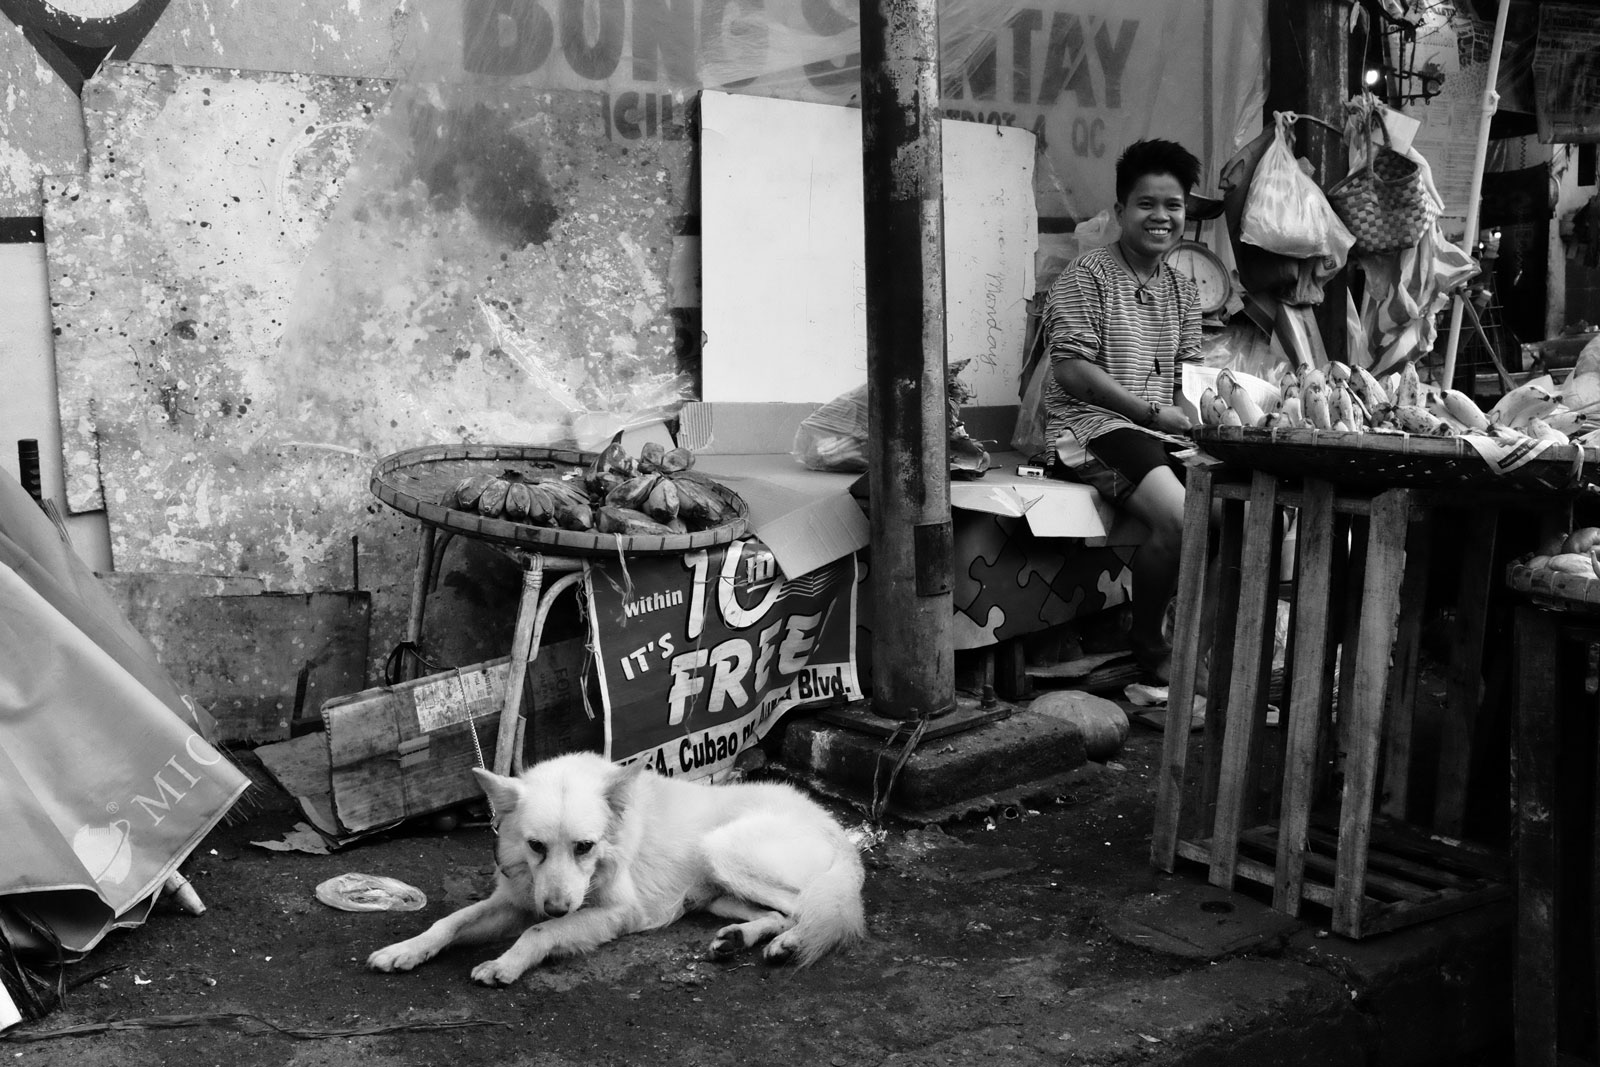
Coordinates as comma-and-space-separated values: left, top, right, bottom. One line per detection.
709, 925, 747, 959
368, 939, 434, 972
470, 956, 527, 987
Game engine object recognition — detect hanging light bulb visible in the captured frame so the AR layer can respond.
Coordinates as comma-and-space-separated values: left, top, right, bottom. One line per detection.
1364, 68, 1382, 88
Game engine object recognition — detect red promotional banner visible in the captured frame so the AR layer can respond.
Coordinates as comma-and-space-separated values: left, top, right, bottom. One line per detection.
586, 540, 859, 780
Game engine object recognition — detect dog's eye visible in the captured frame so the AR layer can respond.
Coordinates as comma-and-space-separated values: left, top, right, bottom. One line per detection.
573, 841, 595, 857
527, 839, 547, 859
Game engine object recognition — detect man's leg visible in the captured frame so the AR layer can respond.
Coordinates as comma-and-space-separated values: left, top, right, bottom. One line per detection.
1120, 465, 1188, 682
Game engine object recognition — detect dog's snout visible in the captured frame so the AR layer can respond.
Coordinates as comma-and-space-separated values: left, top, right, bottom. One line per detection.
543, 902, 570, 917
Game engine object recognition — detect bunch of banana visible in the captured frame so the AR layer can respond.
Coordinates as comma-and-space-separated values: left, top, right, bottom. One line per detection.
1205, 359, 1599, 450
439, 441, 742, 534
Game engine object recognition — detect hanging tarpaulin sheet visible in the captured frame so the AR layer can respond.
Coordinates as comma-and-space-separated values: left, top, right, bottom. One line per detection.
0, 473, 250, 957
586, 540, 858, 780
1533, 3, 1600, 144
398, 0, 1265, 218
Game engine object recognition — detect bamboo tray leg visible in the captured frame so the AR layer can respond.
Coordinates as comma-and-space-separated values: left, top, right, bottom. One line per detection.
494, 562, 546, 776
492, 555, 589, 777
402, 525, 438, 682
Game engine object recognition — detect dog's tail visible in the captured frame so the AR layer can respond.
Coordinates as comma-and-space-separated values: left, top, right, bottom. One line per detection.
785, 841, 867, 966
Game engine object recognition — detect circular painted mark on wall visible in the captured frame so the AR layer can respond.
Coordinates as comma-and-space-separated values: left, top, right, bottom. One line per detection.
0, 0, 172, 89
0, 0, 169, 42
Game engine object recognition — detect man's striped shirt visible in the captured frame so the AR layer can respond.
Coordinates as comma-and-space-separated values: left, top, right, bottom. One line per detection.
1040, 246, 1201, 460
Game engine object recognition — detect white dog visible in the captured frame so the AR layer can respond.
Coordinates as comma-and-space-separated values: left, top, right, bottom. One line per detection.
367, 752, 866, 985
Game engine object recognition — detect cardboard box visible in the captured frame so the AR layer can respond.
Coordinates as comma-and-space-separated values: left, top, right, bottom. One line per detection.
253, 639, 590, 842
694, 453, 869, 581
950, 451, 1147, 546
679, 401, 869, 579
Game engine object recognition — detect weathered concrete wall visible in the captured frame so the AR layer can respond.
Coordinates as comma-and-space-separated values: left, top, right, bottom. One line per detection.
45, 60, 689, 673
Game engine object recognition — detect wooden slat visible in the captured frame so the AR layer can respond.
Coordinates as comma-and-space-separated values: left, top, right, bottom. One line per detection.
1315, 512, 1353, 804
1341, 885, 1508, 939
1592, 689, 1600, 1065
1243, 827, 1433, 902
1358, 814, 1509, 879
1433, 508, 1499, 835
1380, 512, 1433, 820
1208, 471, 1280, 891
1208, 479, 1374, 515
1302, 826, 1483, 892
1332, 488, 1411, 937
1201, 494, 1248, 827
1333, 514, 1368, 795
1273, 509, 1300, 821
1245, 505, 1286, 812
1151, 465, 1219, 871
1274, 479, 1336, 915
1513, 605, 1561, 1067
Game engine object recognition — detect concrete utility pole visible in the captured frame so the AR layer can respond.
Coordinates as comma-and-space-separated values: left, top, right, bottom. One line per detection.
858, 0, 954, 721
1268, 0, 1350, 358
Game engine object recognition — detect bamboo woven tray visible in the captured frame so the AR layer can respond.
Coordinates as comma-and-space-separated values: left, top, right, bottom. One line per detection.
1192, 425, 1590, 493
1507, 560, 1600, 613
371, 444, 749, 557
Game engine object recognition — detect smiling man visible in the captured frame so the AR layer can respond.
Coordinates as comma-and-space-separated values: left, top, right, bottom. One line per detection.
1039, 139, 1204, 685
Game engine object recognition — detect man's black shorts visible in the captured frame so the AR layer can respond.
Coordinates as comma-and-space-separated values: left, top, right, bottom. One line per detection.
1051, 427, 1186, 503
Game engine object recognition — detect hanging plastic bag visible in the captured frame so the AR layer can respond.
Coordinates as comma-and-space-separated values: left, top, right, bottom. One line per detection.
792, 384, 869, 472
1011, 355, 1051, 458
1240, 113, 1356, 264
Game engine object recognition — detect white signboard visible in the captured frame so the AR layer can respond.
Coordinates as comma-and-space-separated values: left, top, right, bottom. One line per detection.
700, 90, 1036, 406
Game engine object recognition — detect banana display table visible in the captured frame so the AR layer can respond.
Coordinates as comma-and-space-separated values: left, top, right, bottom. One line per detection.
1152, 430, 1589, 940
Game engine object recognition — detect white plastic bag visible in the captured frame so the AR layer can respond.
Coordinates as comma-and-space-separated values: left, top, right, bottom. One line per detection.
1011, 356, 1051, 458
793, 384, 868, 472
1240, 113, 1357, 264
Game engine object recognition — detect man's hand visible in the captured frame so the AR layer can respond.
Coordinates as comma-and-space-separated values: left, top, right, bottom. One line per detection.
1152, 405, 1193, 434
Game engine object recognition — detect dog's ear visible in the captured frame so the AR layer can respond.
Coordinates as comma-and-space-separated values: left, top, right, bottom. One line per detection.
472, 767, 523, 817
603, 760, 648, 821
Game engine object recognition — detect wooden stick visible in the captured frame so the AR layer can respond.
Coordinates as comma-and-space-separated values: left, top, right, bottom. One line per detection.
1208, 471, 1280, 891
1151, 464, 1219, 871
1332, 489, 1410, 937
1274, 479, 1336, 915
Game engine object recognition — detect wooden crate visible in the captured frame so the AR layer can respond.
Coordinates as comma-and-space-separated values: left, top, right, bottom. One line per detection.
1151, 464, 1526, 937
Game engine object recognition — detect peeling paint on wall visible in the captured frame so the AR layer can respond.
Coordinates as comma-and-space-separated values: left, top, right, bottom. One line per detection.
0, 17, 87, 213
128, 0, 413, 80
47, 61, 690, 670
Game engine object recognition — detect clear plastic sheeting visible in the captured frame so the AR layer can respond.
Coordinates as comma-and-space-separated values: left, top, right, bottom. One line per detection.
272, 73, 693, 454
271, 0, 1265, 457
391, 0, 1266, 219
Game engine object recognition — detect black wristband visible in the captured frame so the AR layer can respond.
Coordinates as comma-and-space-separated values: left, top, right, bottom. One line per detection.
1138, 401, 1159, 427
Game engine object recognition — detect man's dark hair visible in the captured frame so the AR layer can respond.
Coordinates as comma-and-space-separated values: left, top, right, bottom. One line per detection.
1114, 139, 1201, 203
